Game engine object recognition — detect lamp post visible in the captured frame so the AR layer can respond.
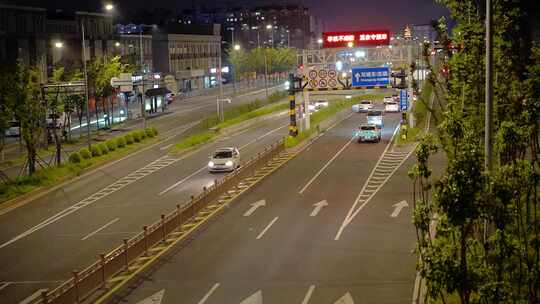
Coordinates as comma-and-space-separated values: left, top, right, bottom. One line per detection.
317, 38, 323, 50
286, 29, 290, 48
80, 16, 91, 148
266, 24, 274, 47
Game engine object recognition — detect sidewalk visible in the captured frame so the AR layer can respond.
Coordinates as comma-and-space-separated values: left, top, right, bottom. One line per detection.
0, 80, 283, 180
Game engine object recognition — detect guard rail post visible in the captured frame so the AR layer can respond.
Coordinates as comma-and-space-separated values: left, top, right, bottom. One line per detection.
99, 253, 106, 289
288, 73, 298, 137
123, 239, 129, 271
143, 226, 149, 256
72, 270, 80, 303
161, 214, 166, 243
176, 204, 182, 231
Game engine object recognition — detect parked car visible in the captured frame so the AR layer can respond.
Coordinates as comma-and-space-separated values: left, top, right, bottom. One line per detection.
383, 96, 394, 104
208, 147, 241, 172
367, 110, 384, 127
385, 101, 400, 112
356, 124, 381, 143
4, 120, 20, 137
352, 100, 373, 113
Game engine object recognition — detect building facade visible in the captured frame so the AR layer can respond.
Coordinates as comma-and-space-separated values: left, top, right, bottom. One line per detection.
177, 5, 315, 50
0, 4, 115, 79
153, 24, 221, 92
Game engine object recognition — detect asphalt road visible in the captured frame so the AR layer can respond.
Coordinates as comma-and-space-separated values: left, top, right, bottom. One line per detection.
0, 82, 283, 179
115, 103, 419, 304
0, 86, 288, 303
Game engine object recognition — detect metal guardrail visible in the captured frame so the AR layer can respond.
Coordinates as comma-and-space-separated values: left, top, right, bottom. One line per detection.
28, 139, 285, 304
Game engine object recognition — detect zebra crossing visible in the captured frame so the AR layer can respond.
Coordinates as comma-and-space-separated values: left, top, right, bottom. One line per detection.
0, 156, 180, 250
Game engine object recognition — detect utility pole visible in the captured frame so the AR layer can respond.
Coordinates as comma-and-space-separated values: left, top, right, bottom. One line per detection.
485, 0, 493, 171
263, 49, 269, 97
139, 28, 147, 129
81, 19, 91, 149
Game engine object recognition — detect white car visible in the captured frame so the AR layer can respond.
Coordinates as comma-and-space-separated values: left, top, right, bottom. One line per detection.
208, 147, 240, 172
4, 121, 20, 137
385, 101, 400, 112
383, 96, 394, 104
352, 100, 373, 113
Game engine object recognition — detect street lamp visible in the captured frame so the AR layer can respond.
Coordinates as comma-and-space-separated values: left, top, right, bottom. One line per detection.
347, 41, 354, 48
104, 3, 114, 11
54, 41, 64, 48
115, 41, 120, 47
266, 24, 274, 47
233, 44, 241, 51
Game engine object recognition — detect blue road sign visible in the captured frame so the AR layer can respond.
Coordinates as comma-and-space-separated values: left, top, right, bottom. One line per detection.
352, 67, 390, 87
400, 89, 408, 111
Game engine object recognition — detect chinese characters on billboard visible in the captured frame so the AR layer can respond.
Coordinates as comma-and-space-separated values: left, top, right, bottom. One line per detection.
323, 30, 391, 48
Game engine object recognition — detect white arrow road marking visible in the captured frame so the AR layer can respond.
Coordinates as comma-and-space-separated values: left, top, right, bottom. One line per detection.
301, 285, 316, 304
81, 218, 119, 241
334, 292, 354, 304
136, 289, 165, 304
239, 290, 263, 304
256, 217, 278, 239
299, 136, 356, 194
197, 283, 220, 304
390, 200, 408, 218
244, 200, 266, 217
310, 200, 328, 217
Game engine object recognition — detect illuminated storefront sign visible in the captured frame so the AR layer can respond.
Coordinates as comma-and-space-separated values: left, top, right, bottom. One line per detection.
323, 30, 390, 48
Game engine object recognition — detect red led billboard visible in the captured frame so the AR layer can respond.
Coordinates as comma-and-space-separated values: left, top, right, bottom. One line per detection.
322, 30, 391, 48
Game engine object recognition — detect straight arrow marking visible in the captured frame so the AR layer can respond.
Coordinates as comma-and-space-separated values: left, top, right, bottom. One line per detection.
239, 290, 263, 304
310, 200, 328, 217
244, 200, 266, 217
390, 200, 408, 218
136, 289, 165, 304
334, 292, 354, 304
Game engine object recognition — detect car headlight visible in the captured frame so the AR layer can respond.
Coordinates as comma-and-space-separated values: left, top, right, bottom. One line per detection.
225, 160, 233, 167
208, 161, 215, 167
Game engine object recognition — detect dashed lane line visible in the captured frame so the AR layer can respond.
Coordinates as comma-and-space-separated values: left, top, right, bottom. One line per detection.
197, 283, 220, 304
0, 156, 180, 249
301, 285, 316, 304
256, 217, 279, 239
81, 218, 119, 241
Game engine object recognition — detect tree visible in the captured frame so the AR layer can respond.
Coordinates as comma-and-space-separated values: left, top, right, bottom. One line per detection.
12, 64, 46, 175
0, 64, 16, 168
228, 47, 297, 81
410, 1, 540, 303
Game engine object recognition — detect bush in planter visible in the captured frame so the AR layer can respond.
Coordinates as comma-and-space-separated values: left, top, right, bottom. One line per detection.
98, 143, 109, 154
90, 145, 102, 157
151, 127, 158, 136
132, 131, 141, 143
79, 148, 92, 159
145, 128, 155, 137
116, 136, 126, 148
138, 129, 146, 140
68, 152, 82, 163
124, 134, 134, 145
106, 140, 116, 151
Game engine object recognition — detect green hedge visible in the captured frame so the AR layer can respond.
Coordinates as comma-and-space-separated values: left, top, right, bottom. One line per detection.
68, 152, 82, 163
79, 148, 92, 159
116, 136, 126, 148
124, 134, 134, 145
98, 143, 109, 154
106, 140, 117, 151
90, 145, 102, 157
132, 131, 141, 143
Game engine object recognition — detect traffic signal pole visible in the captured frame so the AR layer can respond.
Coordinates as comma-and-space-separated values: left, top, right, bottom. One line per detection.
288, 73, 298, 137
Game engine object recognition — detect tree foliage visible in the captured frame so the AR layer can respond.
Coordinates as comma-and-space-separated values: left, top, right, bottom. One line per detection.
410, 1, 540, 303
228, 47, 297, 79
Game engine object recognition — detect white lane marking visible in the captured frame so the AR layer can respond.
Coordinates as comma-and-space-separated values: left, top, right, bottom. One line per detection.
158, 167, 207, 196
412, 271, 422, 304
81, 218, 119, 241
256, 217, 278, 239
299, 136, 356, 194
159, 144, 174, 151
334, 125, 414, 241
0, 156, 179, 249
197, 283, 220, 304
19, 288, 47, 304
239, 125, 287, 149
310, 200, 328, 217
390, 200, 408, 218
136, 289, 165, 304
158, 124, 286, 196
0, 282, 10, 291
301, 285, 316, 304
243, 200, 266, 217
240, 290, 263, 304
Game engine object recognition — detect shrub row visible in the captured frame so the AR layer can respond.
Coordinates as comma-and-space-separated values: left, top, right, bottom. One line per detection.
68, 127, 158, 164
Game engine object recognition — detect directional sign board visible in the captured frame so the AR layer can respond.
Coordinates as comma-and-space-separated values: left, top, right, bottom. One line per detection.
351, 67, 390, 88
400, 89, 408, 111
304, 66, 341, 90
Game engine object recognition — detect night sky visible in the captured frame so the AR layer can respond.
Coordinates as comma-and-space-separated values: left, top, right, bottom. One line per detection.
8, 0, 450, 31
